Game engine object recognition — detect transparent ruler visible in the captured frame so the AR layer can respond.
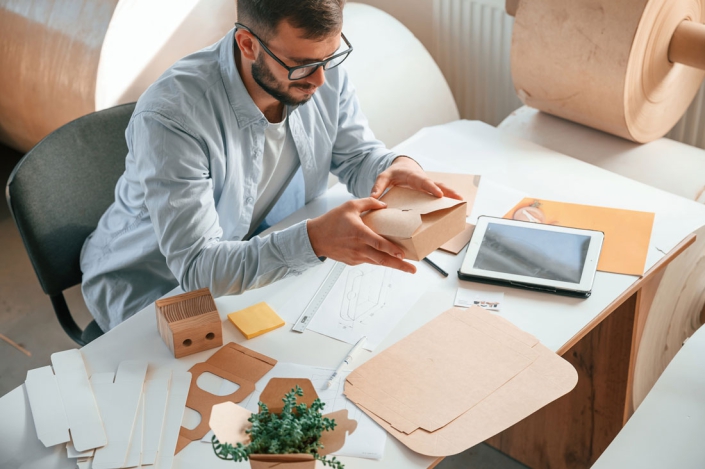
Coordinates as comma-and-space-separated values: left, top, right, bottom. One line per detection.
292, 262, 346, 332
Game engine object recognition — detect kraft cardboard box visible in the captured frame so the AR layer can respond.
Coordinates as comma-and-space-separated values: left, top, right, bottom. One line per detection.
362, 187, 467, 261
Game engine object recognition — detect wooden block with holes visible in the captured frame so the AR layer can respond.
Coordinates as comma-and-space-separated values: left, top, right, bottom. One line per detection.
155, 288, 223, 358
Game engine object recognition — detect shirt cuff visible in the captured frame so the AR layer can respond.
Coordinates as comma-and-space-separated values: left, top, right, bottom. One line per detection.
391, 154, 423, 170
272, 219, 323, 272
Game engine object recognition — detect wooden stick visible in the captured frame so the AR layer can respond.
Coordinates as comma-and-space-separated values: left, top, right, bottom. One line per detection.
0, 332, 32, 357
669, 21, 705, 71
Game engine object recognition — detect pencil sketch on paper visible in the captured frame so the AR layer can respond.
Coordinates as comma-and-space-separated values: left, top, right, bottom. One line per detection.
307, 262, 429, 350
339, 266, 392, 330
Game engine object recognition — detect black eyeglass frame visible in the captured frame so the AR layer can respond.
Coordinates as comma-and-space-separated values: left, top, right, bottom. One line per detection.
234, 22, 354, 80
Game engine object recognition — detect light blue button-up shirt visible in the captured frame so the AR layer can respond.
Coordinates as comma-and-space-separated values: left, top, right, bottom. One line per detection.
80, 28, 397, 331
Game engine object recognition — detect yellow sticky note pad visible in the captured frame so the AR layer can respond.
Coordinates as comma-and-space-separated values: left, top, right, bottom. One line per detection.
227, 302, 285, 339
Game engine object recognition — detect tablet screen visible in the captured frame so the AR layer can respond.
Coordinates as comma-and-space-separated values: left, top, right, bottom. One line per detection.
474, 222, 591, 283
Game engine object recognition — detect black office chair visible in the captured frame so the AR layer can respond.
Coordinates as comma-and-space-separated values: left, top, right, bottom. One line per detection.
5, 102, 136, 346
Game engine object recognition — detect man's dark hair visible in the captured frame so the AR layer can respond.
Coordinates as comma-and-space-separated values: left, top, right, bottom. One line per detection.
237, 0, 346, 40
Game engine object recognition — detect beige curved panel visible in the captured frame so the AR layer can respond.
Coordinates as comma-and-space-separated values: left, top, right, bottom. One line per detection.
0, 0, 236, 153
95, 0, 236, 110
0, 0, 118, 152
633, 227, 705, 408
343, 3, 459, 148
510, 0, 705, 143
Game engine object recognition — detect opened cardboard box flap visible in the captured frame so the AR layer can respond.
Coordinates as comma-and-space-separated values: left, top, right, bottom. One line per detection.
426, 172, 480, 217
177, 343, 277, 453
210, 378, 357, 457
344, 307, 578, 456
363, 187, 467, 260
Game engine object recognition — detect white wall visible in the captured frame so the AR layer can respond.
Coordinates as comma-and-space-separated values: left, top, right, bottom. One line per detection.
355, 0, 507, 52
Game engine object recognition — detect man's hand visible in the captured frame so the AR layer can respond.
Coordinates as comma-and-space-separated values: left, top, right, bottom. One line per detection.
370, 156, 463, 200
307, 198, 417, 273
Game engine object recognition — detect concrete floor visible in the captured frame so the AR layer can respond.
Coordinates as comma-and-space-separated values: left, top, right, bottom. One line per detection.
0, 142, 526, 468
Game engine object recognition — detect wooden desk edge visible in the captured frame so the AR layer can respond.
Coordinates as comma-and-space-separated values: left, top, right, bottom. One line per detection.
556, 233, 697, 356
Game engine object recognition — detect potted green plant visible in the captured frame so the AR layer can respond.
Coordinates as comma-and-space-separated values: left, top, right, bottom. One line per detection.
212, 384, 346, 469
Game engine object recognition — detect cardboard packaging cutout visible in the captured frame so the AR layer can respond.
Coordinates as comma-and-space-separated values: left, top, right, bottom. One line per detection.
155, 288, 223, 358
363, 187, 467, 260
344, 307, 578, 457
176, 343, 277, 453
210, 378, 358, 468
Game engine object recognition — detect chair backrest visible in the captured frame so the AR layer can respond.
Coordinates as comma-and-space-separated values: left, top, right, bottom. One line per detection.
6, 102, 136, 297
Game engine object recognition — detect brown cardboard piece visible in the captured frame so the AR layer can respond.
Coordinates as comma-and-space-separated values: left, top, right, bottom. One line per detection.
439, 223, 475, 254
426, 172, 480, 217
209, 378, 357, 464
363, 187, 467, 261
176, 342, 277, 454
344, 307, 578, 457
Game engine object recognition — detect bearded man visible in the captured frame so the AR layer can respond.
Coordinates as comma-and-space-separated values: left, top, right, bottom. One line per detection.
81, 0, 460, 334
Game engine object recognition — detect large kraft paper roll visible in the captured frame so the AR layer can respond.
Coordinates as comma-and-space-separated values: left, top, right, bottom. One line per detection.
0, 0, 236, 153
510, 0, 705, 143
0, 0, 117, 152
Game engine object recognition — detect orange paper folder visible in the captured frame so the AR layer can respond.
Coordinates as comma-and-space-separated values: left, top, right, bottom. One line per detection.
505, 199, 655, 276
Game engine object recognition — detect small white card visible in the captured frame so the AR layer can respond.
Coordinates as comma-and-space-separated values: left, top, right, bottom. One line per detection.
454, 289, 504, 312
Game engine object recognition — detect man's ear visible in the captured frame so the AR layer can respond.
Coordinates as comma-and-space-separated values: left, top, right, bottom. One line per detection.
235, 30, 257, 61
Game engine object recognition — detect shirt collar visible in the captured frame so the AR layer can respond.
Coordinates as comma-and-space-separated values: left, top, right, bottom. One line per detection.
220, 28, 301, 129
219, 28, 267, 129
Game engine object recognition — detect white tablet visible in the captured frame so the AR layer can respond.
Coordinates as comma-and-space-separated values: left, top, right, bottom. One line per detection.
458, 217, 604, 298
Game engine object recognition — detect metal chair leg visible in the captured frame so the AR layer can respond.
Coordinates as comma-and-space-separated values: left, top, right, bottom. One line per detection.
49, 293, 86, 346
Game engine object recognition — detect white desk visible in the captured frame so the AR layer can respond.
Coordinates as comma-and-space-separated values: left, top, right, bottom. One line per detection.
2, 120, 705, 469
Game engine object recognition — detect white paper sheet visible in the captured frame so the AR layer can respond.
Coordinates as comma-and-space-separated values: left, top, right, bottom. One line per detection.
469, 178, 528, 224
140, 374, 170, 465
123, 394, 143, 468
306, 263, 428, 350
25, 366, 70, 448
454, 288, 504, 312
50, 350, 107, 452
203, 363, 387, 460
153, 371, 191, 469
66, 441, 94, 459
91, 360, 147, 469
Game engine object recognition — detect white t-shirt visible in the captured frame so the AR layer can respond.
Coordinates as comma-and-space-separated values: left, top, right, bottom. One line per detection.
250, 108, 300, 232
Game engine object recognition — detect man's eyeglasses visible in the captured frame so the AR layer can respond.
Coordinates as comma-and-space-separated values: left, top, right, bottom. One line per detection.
235, 22, 353, 80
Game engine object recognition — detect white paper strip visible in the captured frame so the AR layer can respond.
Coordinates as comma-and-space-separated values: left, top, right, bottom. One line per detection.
153, 372, 191, 469
140, 374, 171, 465
67, 441, 95, 459
92, 360, 148, 469
77, 458, 94, 469
25, 366, 70, 447
51, 350, 106, 452
122, 393, 144, 468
